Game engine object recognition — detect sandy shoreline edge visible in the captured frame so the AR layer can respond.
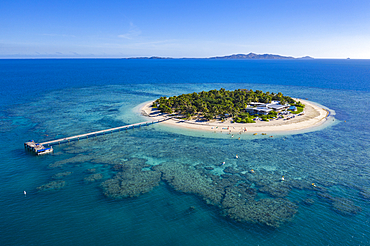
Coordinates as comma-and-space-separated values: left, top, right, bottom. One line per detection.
140, 99, 331, 134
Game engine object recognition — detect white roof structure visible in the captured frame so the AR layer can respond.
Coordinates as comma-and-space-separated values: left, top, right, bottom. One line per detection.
246, 101, 290, 115
246, 107, 272, 115
266, 104, 288, 111
255, 107, 272, 113
248, 102, 266, 106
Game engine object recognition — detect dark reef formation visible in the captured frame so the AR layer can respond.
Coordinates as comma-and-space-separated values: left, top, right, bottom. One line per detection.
49, 154, 94, 168
317, 192, 361, 215
154, 162, 297, 228
52, 171, 73, 179
98, 158, 360, 227
101, 158, 161, 198
224, 197, 297, 228
153, 162, 224, 205
43, 139, 364, 229
37, 181, 66, 191
331, 197, 362, 216
84, 173, 103, 183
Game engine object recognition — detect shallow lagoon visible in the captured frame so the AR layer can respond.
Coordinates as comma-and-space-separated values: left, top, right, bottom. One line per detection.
0, 60, 369, 245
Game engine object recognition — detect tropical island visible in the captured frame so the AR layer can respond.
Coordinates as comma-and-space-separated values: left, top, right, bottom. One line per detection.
152, 88, 304, 123
141, 88, 330, 133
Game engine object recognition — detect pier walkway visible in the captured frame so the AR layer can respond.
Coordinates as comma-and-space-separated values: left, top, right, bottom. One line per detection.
39, 118, 169, 147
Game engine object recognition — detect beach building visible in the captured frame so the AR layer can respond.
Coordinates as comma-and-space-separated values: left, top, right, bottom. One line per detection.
245, 102, 290, 115
267, 103, 289, 112
246, 107, 272, 115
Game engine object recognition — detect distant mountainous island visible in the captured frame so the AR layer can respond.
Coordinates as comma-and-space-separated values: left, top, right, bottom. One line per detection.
124, 53, 314, 60
209, 53, 313, 60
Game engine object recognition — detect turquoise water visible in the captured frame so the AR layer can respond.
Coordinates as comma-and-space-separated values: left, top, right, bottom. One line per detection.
0, 59, 369, 245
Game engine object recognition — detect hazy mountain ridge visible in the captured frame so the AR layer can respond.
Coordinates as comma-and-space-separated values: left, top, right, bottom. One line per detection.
124, 53, 314, 60
209, 53, 313, 59
209, 53, 292, 59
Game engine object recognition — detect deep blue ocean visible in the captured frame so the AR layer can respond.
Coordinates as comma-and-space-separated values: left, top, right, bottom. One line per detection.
0, 59, 369, 246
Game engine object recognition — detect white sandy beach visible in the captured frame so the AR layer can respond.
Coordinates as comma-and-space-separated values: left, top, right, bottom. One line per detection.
140, 99, 330, 134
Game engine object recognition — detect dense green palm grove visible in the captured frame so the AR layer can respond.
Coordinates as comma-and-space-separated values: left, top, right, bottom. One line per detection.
153, 88, 295, 120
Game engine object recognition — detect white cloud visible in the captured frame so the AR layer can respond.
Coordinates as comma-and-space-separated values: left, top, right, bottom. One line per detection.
118, 22, 141, 39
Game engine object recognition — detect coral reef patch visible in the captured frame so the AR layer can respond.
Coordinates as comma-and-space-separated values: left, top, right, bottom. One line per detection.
153, 162, 224, 205
224, 197, 297, 228
101, 158, 161, 198
331, 197, 362, 216
151, 161, 297, 227
84, 173, 103, 183
317, 192, 361, 215
52, 171, 73, 179
49, 155, 94, 168
37, 181, 66, 191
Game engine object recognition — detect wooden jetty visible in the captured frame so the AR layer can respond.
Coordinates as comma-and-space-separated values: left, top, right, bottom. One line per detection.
41, 119, 169, 146
25, 118, 169, 154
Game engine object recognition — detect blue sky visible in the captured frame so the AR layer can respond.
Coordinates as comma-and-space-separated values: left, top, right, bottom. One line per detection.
1, 0, 370, 58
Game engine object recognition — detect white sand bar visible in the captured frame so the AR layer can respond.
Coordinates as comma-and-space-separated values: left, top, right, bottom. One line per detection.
141, 99, 331, 134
